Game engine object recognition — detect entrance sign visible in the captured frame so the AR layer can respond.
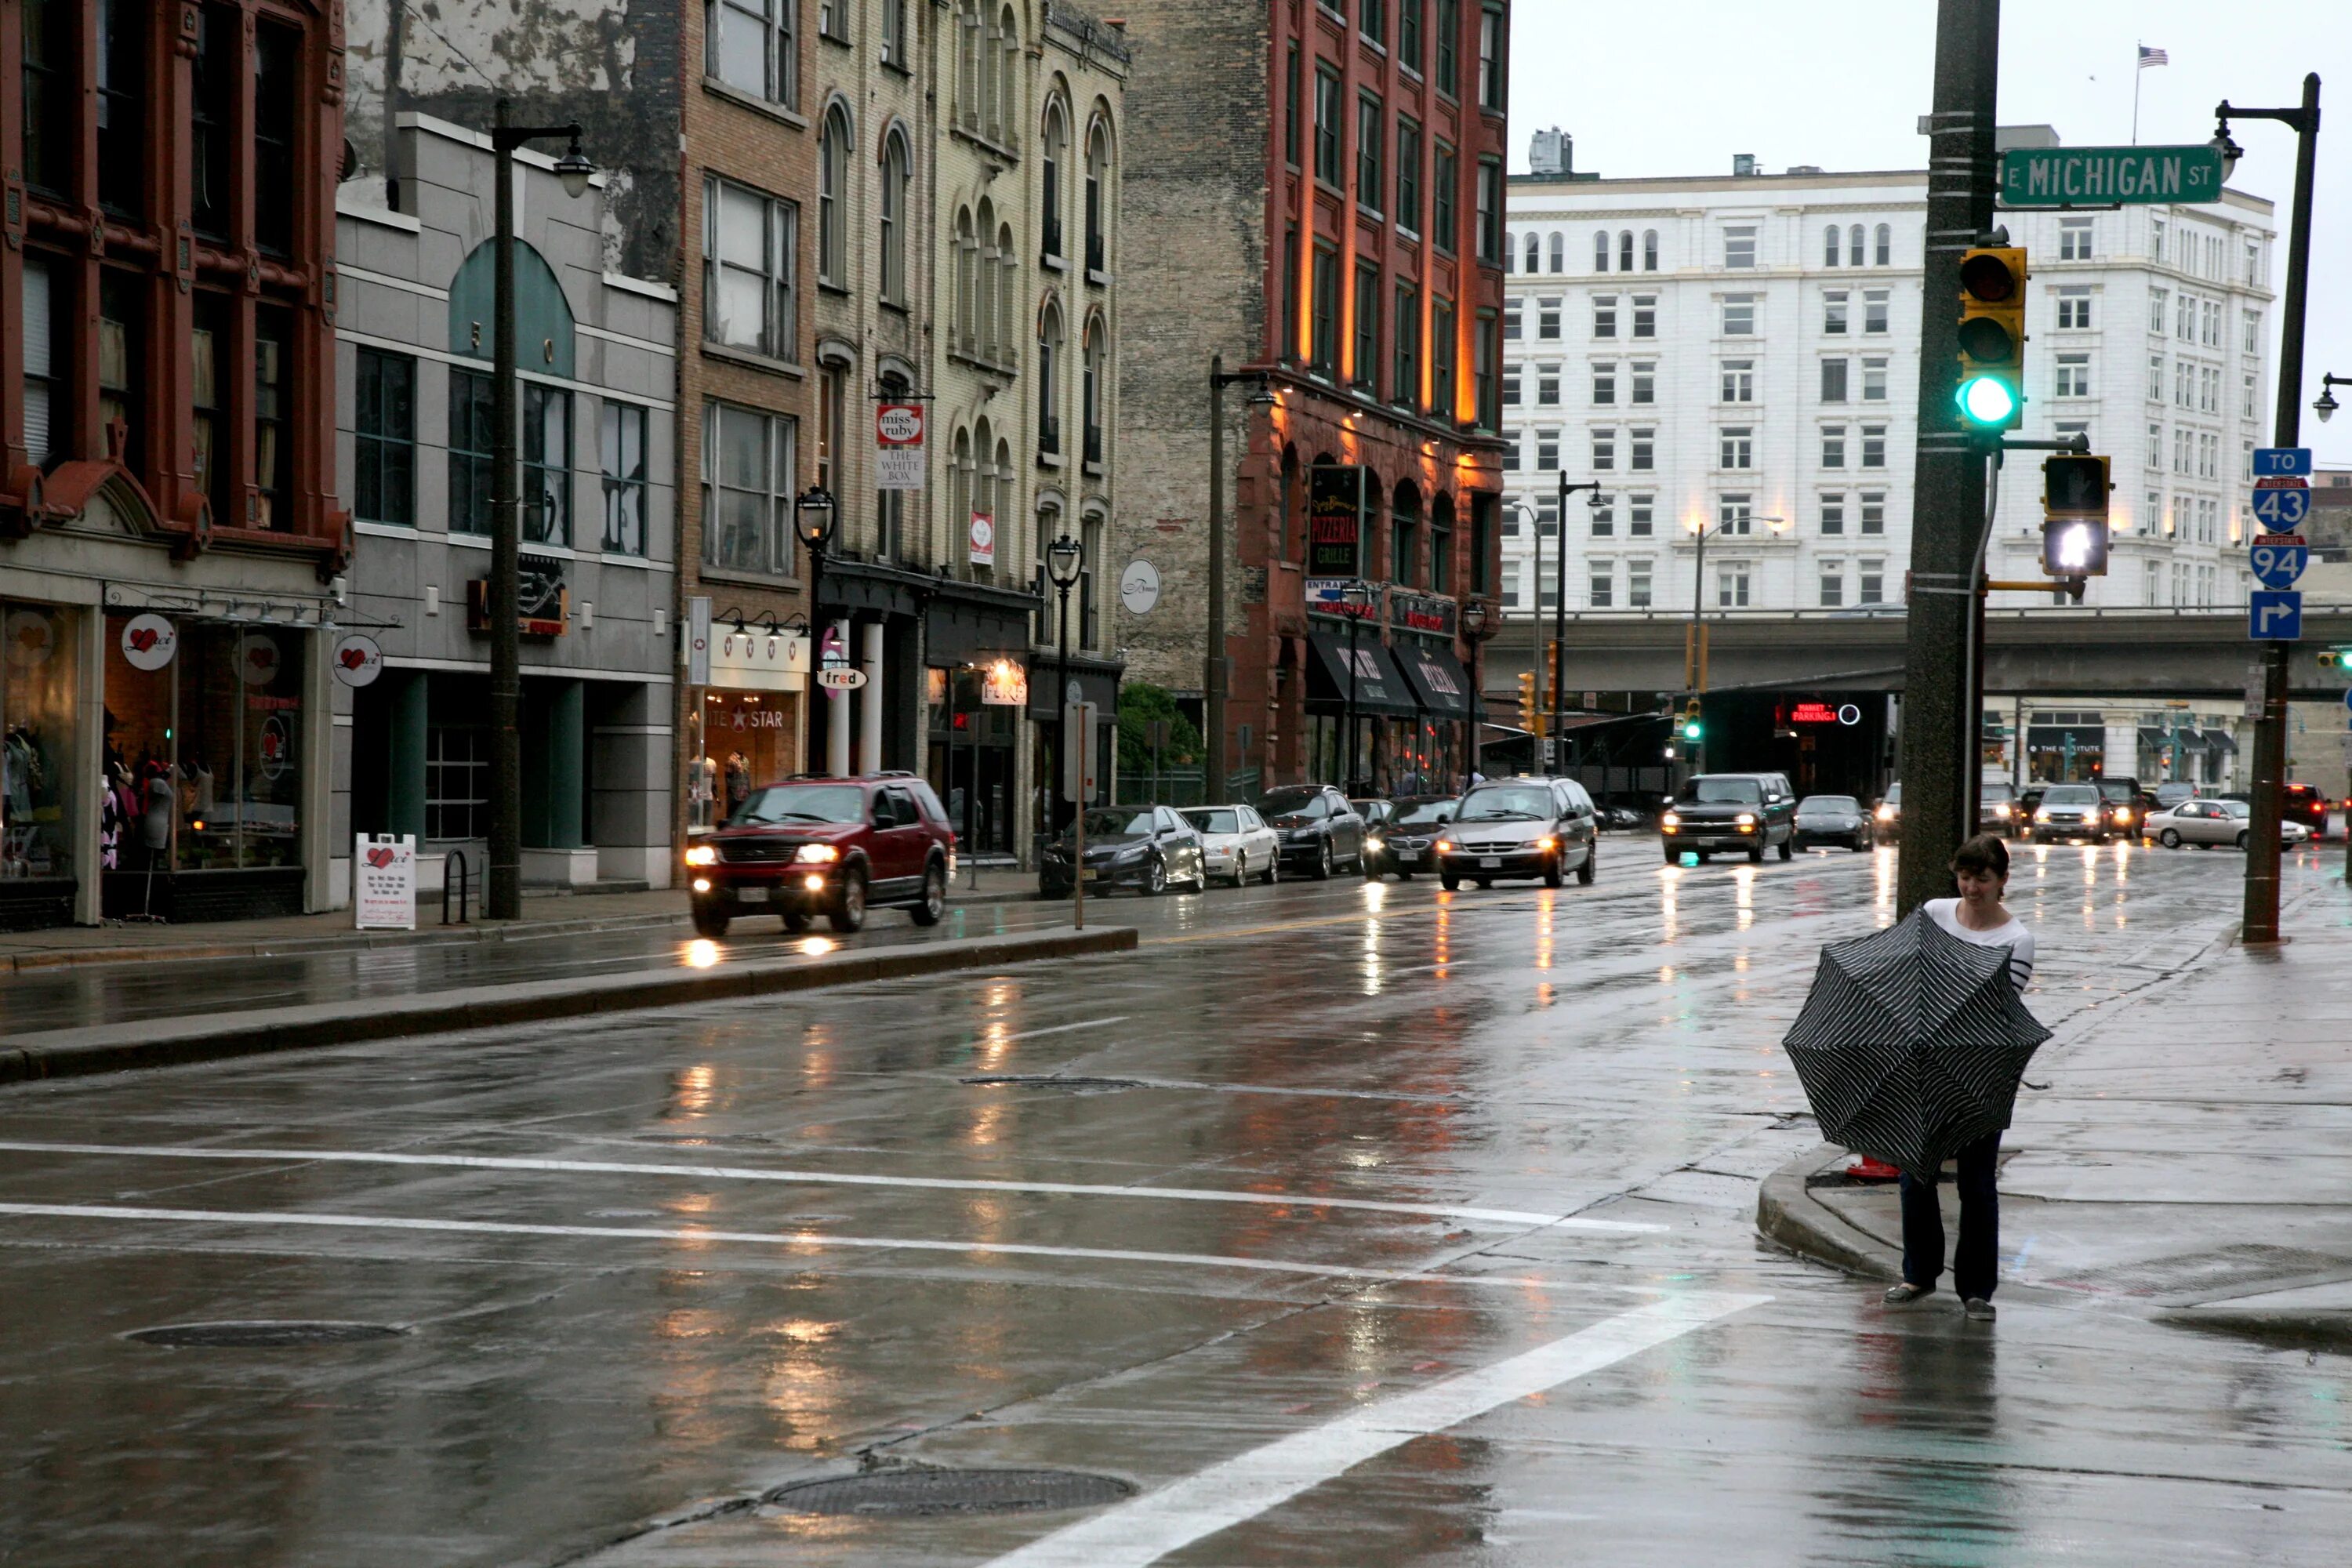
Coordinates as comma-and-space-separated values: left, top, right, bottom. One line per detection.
2249, 590, 2303, 641
354, 833, 417, 930
1998, 144, 2223, 207
330, 633, 383, 688
877, 402, 925, 491
119, 612, 178, 671
1307, 464, 1367, 577
1119, 559, 1161, 615
968, 511, 996, 567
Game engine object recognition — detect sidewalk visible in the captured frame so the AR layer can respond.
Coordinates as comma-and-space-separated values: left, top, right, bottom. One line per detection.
1759, 875, 2352, 1345
0, 869, 1044, 975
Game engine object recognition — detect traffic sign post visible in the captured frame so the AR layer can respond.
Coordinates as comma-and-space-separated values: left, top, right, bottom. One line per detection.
2249, 590, 2303, 641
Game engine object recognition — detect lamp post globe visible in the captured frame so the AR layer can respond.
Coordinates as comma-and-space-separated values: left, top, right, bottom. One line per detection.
1047, 531, 1083, 590
554, 139, 596, 199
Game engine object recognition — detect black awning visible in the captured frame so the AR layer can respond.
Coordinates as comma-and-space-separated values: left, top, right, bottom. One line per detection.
1392, 641, 1475, 721
2200, 728, 2239, 754
1305, 629, 1418, 718
2136, 726, 2167, 749
1025, 653, 1123, 719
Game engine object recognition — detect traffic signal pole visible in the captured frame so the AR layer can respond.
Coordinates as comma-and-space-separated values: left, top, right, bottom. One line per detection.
1895, 0, 2002, 916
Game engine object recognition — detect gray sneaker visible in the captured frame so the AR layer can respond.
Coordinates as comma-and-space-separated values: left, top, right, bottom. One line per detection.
1963, 1297, 1996, 1321
1882, 1282, 1933, 1305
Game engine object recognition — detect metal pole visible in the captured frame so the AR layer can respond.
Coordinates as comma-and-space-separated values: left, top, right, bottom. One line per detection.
1206, 358, 1228, 803
1063, 583, 1085, 931
1962, 448, 2002, 843
1894, 0, 2000, 916
2244, 72, 2321, 943
488, 100, 523, 920
1345, 607, 1360, 793
1551, 467, 1569, 762
804, 549, 825, 775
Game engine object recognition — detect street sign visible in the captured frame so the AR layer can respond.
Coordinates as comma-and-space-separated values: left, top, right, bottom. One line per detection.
2250, 488, 2313, 529
816, 666, 867, 691
2253, 447, 2314, 478
2249, 539, 2310, 589
1998, 143, 2224, 207
2249, 590, 2303, 641
1062, 701, 1099, 804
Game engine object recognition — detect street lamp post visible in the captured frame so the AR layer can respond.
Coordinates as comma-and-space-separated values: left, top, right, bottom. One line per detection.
794, 488, 838, 776
1460, 599, 1495, 789
1682, 512, 1785, 771
1205, 358, 1279, 801
1047, 532, 1085, 927
1339, 580, 1373, 793
1550, 477, 1607, 768
486, 101, 594, 920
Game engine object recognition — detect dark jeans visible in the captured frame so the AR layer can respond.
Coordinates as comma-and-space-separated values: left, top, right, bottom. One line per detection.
1899, 1132, 2001, 1300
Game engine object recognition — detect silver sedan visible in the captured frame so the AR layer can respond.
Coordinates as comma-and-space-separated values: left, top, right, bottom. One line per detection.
2145, 797, 2311, 850
1181, 804, 1281, 885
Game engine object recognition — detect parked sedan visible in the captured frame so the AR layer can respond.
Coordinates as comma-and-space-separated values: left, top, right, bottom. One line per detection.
1038, 806, 1208, 896
1181, 804, 1280, 886
2147, 797, 2311, 850
1367, 795, 1457, 880
1258, 785, 1367, 878
1793, 794, 1874, 852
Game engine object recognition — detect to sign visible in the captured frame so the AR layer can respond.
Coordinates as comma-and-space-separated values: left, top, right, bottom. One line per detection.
2249, 590, 2303, 641
877, 402, 925, 492
816, 666, 868, 691
2253, 447, 2313, 478
2249, 535, 2309, 590
331, 633, 384, 688
1998, 144, 2223, 207
2250, 488, 2311, 528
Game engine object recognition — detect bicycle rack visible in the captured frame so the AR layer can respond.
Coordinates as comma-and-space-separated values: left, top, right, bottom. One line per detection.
443, 848, 471, 926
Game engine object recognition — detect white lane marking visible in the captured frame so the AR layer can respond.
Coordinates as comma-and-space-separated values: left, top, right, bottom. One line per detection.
0, 1141, 1661, 1233
982, 1291, 1769, 1568
996, 1015, 1131, 1042
0, 1202, 1628, 1286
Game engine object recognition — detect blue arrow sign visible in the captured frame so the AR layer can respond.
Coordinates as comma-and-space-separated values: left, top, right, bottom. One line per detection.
2251, 488, 2313, 528
2253, 447, 2314, 478
2249, 541, 2310, 588
2249, 590, 2303, 641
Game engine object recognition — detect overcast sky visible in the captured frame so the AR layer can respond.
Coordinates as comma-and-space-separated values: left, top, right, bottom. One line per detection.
1509, 0, 2352, 467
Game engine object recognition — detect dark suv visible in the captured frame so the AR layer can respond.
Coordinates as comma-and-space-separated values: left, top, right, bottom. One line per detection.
687, 774, 955, 938
1661, 772, 1798, 863
1258, 784, 1367, 878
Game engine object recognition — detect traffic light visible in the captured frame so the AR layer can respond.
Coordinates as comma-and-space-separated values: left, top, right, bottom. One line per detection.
1517, 670, 1540, 732
2320, 648, 2352, 673
2041, 453, 2111, 576
1955, 245, 2027, 432
1680, 699, 1704, 744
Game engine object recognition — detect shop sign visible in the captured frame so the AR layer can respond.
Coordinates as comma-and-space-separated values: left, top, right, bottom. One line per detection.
1119, 559, 1161, 615
331, 633, 384, 688
709, 626, 808, 693
119, 612, 178, 671
969, 510, 996, 567
5, 608, 58, 668
1305, 578, 1380, 619
877, 403, 926, 492
1307, 464, 1366, 577
354, 833, 417, 931
981, 658, 1028, 706
817, 666, 868, 691
1787, 701, 1863, 727
1393, 594, 1457, 637
466, 556, 569, 637
686, 596, 713, 684
238, 633, 285, 687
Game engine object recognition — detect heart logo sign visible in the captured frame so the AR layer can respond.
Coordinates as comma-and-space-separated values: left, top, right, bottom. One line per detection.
119, 613, 178, 671
366, 847, 397, 869
330, 633, 383, 688
129, 627, 158, 653
339, 647, 369, 670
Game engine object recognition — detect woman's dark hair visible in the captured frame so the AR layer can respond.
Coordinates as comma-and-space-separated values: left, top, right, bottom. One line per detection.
1951, 833, 2010, 880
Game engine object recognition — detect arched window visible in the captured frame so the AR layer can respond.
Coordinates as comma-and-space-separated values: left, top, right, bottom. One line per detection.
1874, 223, 1892, 266
971, 416, 995, 557
1824, 223, 1841, 267
1523, 232, 1540, 273
1849, 224, 1864, 267
1428, 492, 1454, 595
818, 104, 851, 288
993, 437, 1014, 570
955, 207, 978, 355
956, 2, 982, 132
1036, 300, 1064, 456
1391, 481, 1422, 590
996, 223, 1018, 362
1084, 121, 1111, 274
1504, 233, 1516, 274
974, 198, 998, 354
1642, 229, 1659, 270
949, 427, 973, 553
995, 7, 1020, 145
1548, 232, 1564, 272
1619, 230, 1634, 272
1280, 445, 1301, 561
1082, 318, 1106, 466
1040, 100, 1068, 261
879, 130, 910, 303
1593, 230, 1610, 272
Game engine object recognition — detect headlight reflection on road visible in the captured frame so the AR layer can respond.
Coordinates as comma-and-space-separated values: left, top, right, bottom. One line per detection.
799, 937, 836, 957
1733, 866, 1756, 931
1362, 918, 1385, 996
684, 938, 721, 970
1659, 869, 1680, 946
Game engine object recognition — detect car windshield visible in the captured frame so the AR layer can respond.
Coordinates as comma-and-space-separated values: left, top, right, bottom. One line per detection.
2097, 781, 2136, 802
1884, 782, 1902, 804
1800, 796, 1860, 813
1678, 778, 1762, 805
2044, 785, 2100, 804
1258, 788, 1330, 821
2222, 800, 2252, 818
1083, 809, 1157, 837
732, 784, 866, 826
1395, 798, 1457, 826
1981, 783, 2016, 801
1457, 784, 1555, 821
2156, 783, 2195, 804
1184, 808, 1240, 834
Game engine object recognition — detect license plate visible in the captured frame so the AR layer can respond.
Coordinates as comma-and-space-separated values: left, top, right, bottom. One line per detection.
1479, 855, 1501, 869
1080, 869, 1099, 882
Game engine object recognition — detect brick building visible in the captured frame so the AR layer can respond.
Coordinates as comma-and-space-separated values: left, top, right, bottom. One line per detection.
2, 0, 349, 927
1113, 0, 1510, 797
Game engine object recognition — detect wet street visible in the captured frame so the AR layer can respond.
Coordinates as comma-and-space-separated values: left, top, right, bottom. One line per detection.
3, 840, 2349, 1566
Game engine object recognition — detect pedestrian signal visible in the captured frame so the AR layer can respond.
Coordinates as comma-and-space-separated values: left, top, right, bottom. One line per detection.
2040, 452, 2111, 577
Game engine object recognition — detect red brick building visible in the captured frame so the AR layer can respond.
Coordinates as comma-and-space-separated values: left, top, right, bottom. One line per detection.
1114, 0, 1509, 796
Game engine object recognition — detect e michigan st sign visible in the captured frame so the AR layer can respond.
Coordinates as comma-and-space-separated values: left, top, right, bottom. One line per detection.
1999, 144, 2226, 207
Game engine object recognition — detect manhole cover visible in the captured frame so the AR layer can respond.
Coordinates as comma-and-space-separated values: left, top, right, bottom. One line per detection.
766, 1468, 1134, 1518
126, 1320, 407, 1348
960, 1075, 1145, 1093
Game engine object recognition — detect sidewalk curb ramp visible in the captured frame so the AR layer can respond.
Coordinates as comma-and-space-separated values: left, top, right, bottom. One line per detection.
1755, 1142, 1901, 1281
0, 925, 1136, 1085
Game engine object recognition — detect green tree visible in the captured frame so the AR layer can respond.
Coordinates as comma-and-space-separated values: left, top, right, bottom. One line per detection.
1116, 682, 1201, 776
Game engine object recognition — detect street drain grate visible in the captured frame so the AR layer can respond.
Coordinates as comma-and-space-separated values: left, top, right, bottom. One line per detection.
961, 1074, 1146, 1093
766, 1468, 1134, 1518
126, 1320, 408, 1348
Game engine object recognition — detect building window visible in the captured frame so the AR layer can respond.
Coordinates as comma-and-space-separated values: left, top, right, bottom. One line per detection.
426, 726, 489, 842
1628, 494, 1654, 536
1722, 225, 1756, 269
1720, 360, 1754, 403
1502, 559, 1521, 608
1501, 434, 1519, 470
1819, 560, 1845, 607
1361, 0, 1387, 45
1848, 224, 1865, 267
1358, 93, 1385, 213
1719, 427, 1752, 469
1392, 492, 1419, 588
1433, 143, 1457, 251
880, 0, 907, 64
1478, 4, 1507, 111
1548, 232, 1566, 272
1591, 496, 1613, 536
1536, 430, 1559, 470
601, 401, 649, 555
2055, 354, 2090, 398
354, 350, 416, 528
1036, 307, 1062, 455
1475, 310, 1500, 430
1588, 561, 1614, 608
1860, 424, 1886, 468
2244, 372, 2259, 421
1314, 66, 1343, 184
1592, 362, 1617, 405
1630, 362, 1656, 404
1283, 226, 1301, 360
2147, 353, 2165, 402
1394, 281, 1421, 407
705, 177, 798, 361
19, 0, 69, 196
1629, 428, 1654, 470
1591, 296, 1615, 339
1536, 365, 1559, 405
2243, 309, 2261, 355
20, 256, 61, 467
818, 107, 851, 289
1858, 559, 1885, 605
1861, 357, 1888, 401
1820, 493, 1846, 535
880, 132, 911, 303
1435, 0, 1459, 94
1864, 291, 1891, 334
1428, 499, 1451, 593
1396, 118, 1422, 230
1501, 365, 1520, 406
1081, 514, 1105, 648
1631, 294, 1657, 338
1592, 429, 1616, 470
819, 0, 848, 41
1824, 223, 1842, 268
1821, 358, 1849, 402
1476, 158, 1504, 263
2147, 421, 2164, 468
1399, 0, 1423, 71
1859, 492, 1886, 534
1432, 299, 1457, 412
1718, 562, 1751, 608
95, 0, 146, 218
1820, 425, 1846, 468
709, 0, 797, 108
191, 8, 236, 240
1502, 299, 1522, 340
1722, 296, 1756, 336
1643, 230, 1659, 271
1541, 297, 1564, 339
1285, 44, 1301, 167
448, 368, 494, 535
2149, 288, 2169, 334
522, 384, 572, 546
1353, 261, 1381, 392
2174, 359, 2193, 408
1628, 560, 1653, 608
1874, 223, 1891, 266
1311, 244, 1341, 374
2060, 217, 2092, 260
2056, 288, 2092, 329
702, 401, 797, 575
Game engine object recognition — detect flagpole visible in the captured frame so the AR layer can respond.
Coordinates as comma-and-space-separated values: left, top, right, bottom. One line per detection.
2132, 42, 2142, 143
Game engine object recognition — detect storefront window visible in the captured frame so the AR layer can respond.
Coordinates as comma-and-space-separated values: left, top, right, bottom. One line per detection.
2, 604, 81, 882
703, 690, 798, 822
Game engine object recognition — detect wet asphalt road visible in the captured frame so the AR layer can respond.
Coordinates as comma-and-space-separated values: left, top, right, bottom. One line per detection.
2, 840, 2348, 1566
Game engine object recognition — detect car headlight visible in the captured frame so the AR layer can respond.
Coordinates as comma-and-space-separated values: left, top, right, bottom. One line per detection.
2035, 809, 2052, 822
793, 844, 840, 864
1875, 804, 1896, 822
1534, 835, 1558, 851
1436, 840, 1455, 855
1114, 844, 1149, 862
1367, 833, 1385, 849
1661, 811, 1681, 829
1734, 812, 1756, 828
684, 844, 717, 867
2113, 808, 2132, 824
1994, 804, 2011, 818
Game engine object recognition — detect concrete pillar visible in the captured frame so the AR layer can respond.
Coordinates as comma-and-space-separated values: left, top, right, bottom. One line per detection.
827, 618, 853, 778
387, 670, 428, 840
858, 622, 884, 775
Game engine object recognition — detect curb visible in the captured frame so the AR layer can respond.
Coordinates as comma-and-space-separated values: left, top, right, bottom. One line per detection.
1754, 1142, 1901, 1281
0, 889, 1047, 975
0, 924, 1135, 1085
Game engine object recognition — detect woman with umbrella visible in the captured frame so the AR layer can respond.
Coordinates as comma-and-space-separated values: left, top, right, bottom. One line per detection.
1883, 833, 2034, 1321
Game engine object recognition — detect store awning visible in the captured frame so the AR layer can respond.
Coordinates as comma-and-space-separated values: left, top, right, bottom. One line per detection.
2200, 728, 2239, 754
1305, 630, 1418, 719
1392, 641, 1476, 722
2136, 726, 2167, 750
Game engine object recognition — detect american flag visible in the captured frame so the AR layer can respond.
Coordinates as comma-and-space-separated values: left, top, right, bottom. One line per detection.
2139, 45, 2169, 67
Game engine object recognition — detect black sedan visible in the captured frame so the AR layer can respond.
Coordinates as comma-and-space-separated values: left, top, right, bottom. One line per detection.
1039, 806, 1208, 896
1258, 785, 1367, 879
1793, 794, 1875, 852
1365, 795, 1457, 880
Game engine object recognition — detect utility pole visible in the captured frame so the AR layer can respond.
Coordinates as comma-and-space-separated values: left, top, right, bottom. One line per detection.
1894, 0, 2001, 916
2224, 74, 2321, 943
1205, 360, 1273, 800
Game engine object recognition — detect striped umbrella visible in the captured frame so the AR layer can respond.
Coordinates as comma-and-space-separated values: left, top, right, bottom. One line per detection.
1782, 909, 2050, 1181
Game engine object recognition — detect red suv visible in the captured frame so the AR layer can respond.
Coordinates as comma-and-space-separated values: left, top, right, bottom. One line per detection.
2283, 783, 2332, 840
685, 773, 956, 938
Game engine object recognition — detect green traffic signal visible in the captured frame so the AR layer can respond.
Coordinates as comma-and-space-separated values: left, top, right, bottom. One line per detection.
1957, 373, 2020, 426
1682, 720, 1704, 742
